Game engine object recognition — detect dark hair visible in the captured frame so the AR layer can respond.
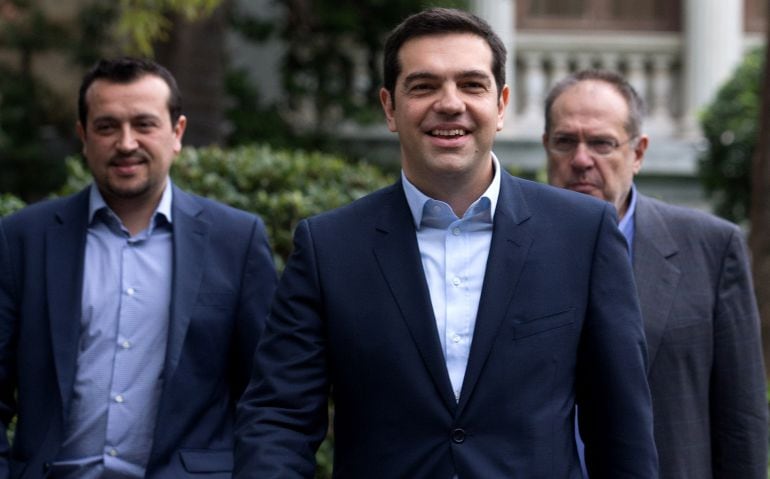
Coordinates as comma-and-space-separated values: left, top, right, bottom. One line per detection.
544, 69, 645, 137
383, 8, 506, 105
78, 57, 182, 128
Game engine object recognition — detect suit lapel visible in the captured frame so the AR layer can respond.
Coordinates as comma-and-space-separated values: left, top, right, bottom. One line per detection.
457, 174, 533, 413
372, 184, 457, 412
164, 187, 210, 381
633, 195, 680, 365
46, 189, 90, 412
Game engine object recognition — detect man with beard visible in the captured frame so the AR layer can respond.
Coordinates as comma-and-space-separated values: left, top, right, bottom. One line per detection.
0, 57, 277, 478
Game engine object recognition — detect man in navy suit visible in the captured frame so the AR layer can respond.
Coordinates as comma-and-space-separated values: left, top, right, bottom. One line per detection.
235, 8, 657, 478
0, 58, 277, 478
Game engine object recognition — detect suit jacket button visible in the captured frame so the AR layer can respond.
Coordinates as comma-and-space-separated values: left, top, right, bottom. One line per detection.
451, 428, 466, 443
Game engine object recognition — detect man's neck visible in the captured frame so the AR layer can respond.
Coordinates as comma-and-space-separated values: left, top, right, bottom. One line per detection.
406, 165, 494, 218
102, 191, 163, 236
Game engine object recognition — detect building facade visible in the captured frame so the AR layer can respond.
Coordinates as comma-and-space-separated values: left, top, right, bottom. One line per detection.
344, 0, 765, 210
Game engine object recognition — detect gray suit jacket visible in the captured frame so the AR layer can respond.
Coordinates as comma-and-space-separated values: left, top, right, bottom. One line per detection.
633, 193, 767, 479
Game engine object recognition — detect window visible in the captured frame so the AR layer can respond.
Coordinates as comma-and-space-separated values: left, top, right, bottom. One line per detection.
745, 0, 767, 33
518, 0, 681, 32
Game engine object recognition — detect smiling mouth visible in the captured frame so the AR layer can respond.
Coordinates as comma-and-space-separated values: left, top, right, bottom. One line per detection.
429, 128, 467, 138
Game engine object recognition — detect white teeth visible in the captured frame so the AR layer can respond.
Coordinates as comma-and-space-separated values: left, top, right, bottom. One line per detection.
431, 129, 465, 137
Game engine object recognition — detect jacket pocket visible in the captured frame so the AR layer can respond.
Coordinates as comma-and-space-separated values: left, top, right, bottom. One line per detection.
512, 308, 575, 340
179, 450, 233, 473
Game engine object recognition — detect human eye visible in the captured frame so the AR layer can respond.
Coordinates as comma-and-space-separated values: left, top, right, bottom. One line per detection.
588, 138, 617, 155
134, 117, 159, 132
461, 80, 488, 93
551, 135, 578, 152
407, 82, 435, 94
92, 121, 117, 135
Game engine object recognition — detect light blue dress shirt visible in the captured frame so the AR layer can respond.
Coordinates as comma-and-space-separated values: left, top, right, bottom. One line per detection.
617, 184, 637, 259
54, 182, 174, 478
402, 155, 500, 401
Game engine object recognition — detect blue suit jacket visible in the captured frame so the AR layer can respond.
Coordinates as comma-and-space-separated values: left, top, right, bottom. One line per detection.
235, 172, 658, 478
0, 185, 277, 478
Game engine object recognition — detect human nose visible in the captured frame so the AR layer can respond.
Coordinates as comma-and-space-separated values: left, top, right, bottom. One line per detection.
116, 125, 138, 152
570, 142, 595, 170
433, 85, 465, 114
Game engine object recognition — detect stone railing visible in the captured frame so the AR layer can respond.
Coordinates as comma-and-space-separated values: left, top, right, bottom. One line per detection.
510, 31, 683, 139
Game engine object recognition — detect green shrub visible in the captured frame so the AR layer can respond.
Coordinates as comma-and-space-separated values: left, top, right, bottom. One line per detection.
699, 47, 764, 222
0, 194, 26, 217
62, 144, 395, 268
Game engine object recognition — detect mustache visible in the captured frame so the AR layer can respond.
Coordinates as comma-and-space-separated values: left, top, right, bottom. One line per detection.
109, 150, 151, 164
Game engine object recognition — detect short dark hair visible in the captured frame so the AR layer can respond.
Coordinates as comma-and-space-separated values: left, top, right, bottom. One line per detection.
78, 57, 182, 128
383, 8, 507, 105
544, 69, 645, 137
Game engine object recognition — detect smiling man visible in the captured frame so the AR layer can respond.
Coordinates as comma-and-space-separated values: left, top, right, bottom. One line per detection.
544, 69, 768, 479
235, 9, 657, 478
0, 57, 277, 478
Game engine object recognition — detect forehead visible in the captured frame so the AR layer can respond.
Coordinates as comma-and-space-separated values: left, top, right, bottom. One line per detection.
85, 75, 171, 120
550, 80, 629, 133
397, 33, 494, 80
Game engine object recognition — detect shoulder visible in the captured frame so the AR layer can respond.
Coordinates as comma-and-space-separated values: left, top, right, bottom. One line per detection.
1, 189, 88, 236
304, 182, 401, 227
173, 187, 264, 228
637, 194, 740, 241
503, 174, 617, 229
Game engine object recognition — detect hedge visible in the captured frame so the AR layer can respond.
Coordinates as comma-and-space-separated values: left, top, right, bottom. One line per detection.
57, 144, 395, 268
2, 144, 395, 476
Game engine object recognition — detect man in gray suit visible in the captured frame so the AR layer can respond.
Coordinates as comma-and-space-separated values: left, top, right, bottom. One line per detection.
543, 69, 768, 479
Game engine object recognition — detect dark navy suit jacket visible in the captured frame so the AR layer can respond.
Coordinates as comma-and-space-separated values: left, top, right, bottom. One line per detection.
235, 172, 658, 478
0, 185, 277, 478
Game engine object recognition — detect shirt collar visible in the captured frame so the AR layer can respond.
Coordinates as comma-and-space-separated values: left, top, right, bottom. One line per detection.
618, 184, 636, 239
617, 184, 637, 259
88, 178, 174, 226
402, 153, 502, 228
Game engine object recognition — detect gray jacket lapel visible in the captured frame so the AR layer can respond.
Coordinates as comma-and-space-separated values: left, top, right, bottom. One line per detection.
633, 195, 680, 365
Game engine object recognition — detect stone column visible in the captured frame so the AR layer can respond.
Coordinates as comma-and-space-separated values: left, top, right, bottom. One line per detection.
473, 0, 516, 132
683, 0, 743, 136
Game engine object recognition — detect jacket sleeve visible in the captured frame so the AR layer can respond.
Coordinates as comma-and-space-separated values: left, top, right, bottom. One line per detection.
234, 219, 329, 479
711, 228, 768, 479
0, 219, 18, 478
230, 215, 277, 399
577, 205, 659, 478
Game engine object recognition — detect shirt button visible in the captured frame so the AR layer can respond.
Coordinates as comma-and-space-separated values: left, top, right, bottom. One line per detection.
114, 394, 124, 403
120, 340, 131, 349
452, 227, 461, 236
126, 287, 135, 296
452, 277, 461, 286
452, 335, 461, 343
108, 448, 118, 457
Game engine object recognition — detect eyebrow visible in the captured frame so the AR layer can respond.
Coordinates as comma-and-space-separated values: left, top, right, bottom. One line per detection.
402, 69, 492, 87
91, 113, 161, 124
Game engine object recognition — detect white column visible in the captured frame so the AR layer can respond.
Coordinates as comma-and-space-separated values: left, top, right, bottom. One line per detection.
520, 51, 546, 132
648, 53, 675, 135
549, 51, 570, 88
473, 0, 516, 132
683, 0, 743, 136
625, 53, 647, 100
